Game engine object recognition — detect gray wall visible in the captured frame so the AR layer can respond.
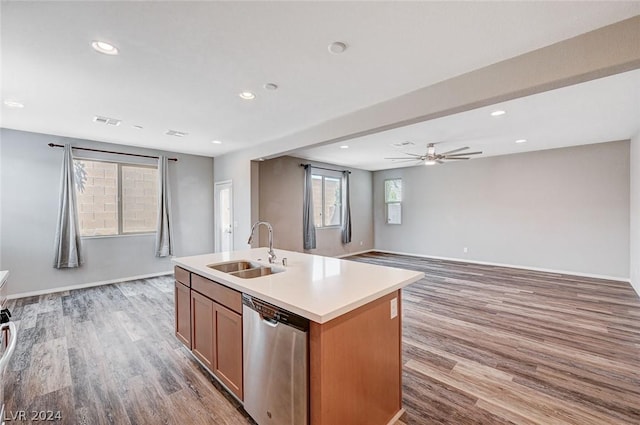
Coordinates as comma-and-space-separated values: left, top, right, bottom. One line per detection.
373, 141, 630, 279
630, 133, 640, 295
0, 129, 215, 296
258, 156, 374, 257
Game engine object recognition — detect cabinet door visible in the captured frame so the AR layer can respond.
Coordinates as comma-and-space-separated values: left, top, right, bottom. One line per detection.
213, 302, 243, 400
175, 281, 192, 348
191, 290, 214, 370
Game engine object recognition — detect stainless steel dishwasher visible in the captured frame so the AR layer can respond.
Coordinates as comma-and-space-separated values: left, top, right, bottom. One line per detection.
242, 294, 309, 425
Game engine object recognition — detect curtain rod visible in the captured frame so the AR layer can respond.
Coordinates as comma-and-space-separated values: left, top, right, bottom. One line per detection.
48, 143, 178, 161
299, 163, 351, 174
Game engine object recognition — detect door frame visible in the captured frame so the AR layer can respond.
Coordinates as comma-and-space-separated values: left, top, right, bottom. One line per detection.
214, 180, 233, 252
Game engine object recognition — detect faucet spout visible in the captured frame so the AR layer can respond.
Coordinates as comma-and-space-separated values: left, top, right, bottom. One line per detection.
248, 221, 277, 264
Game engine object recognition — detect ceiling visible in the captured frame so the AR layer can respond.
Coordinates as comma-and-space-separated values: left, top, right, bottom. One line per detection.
1, 2, 639, 158
294, 69, 640, 171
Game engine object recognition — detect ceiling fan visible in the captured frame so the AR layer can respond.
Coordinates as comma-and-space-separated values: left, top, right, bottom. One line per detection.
385, 143, 482, 165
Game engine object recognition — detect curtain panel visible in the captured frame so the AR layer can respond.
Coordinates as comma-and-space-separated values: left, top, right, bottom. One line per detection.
53, 144, 84, 268
341, 170, 352, 244
155, 155, 174, 257
302, 165, 317, 250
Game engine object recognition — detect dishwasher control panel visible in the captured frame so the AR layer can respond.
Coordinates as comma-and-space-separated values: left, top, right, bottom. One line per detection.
242, 294, 309, 332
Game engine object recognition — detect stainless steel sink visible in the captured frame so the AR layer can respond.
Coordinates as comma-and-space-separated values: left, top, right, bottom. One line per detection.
207, 260, 284, 279
207, 260, 256, 273
231, 267, 276, 279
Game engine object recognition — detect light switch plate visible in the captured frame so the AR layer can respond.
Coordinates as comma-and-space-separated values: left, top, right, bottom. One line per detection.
390, 297, 398, 319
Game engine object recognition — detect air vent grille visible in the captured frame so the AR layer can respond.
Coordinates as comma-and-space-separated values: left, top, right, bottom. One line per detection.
165, 130, 188, 137
93, 116, 121, 126
391, 141, 415, 148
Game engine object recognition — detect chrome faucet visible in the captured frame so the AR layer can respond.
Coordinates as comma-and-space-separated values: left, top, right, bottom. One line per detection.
247, 221, 277, 264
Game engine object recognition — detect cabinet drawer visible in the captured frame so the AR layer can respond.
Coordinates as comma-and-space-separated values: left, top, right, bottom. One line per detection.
175, 266, 190, 287
192, 274, 242, 314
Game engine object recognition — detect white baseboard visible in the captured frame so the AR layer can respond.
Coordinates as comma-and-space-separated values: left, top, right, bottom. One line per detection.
7, 271, 174, 300
335, 249, 375, 258
374, 249, 631, 283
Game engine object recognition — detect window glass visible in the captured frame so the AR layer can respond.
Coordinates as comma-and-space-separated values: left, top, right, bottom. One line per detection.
311, 174, 343, 228
74, 159, 158, 236
122, 165, 158, 233
323, 177, 342, 226
385, 179, 402, 203
75, 160, 118, 236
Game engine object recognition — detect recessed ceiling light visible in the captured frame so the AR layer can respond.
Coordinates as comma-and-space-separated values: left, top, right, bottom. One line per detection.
340, 145, 349, 149
263, 83, 278, 91
490, 110, 506, 117
424, 160, 436, 166
239, 91, 256, 100
328, 41, 348, 54
93, 115, 121, 126
91, 40, 119, 55
515, 139, 527, 144
211, 140, 222, 144
3, 100, 24, 108
258, 158, 265, 161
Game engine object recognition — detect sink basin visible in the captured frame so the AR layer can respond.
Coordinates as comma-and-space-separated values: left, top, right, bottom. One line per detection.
207, 260, 256, 273
231, 267, 277, 279
207, 260, 285, 279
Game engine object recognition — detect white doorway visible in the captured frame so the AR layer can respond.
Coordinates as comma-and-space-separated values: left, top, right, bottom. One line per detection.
214, 180, 233, 252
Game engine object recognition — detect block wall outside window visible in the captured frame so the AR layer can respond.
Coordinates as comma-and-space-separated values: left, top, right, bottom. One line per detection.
74, 159, 158, 237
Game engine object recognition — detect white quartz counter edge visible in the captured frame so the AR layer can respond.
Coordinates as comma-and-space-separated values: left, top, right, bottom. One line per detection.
172, 250, 424, 324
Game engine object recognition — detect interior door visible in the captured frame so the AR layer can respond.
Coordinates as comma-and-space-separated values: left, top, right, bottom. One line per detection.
214, 180, 233, 252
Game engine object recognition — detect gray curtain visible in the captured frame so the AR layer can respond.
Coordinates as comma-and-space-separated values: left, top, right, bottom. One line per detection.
53, 144, 83, 268
155, 155, 173, 257
303, 165, 316, 250
341, 171, 352, 244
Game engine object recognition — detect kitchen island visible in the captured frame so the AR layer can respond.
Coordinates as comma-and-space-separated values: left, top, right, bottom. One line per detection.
173, 248, 423, 425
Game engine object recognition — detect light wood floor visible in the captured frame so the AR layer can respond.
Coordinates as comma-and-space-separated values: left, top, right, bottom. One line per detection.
4, 252, 640, 424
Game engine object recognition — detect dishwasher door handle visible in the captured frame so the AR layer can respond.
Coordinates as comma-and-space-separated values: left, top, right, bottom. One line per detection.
261, 316, 279, 328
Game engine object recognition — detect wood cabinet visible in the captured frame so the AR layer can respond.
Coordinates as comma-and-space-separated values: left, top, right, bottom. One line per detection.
175, 281, 192, 348
178, 269, 244, 400
191, 290, 214, 370
212, 302, 243, 399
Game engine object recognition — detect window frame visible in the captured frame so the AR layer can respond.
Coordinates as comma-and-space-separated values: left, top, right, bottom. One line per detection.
74, 157, 159, 238
384, 178, 402, 225
311, 172, 343, 229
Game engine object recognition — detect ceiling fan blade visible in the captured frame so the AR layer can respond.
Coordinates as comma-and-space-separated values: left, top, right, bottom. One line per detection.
444, 157, 470, 160
385, 158, 421, 162
445, 151, 482, 156
438, 146, 469, 155
398, 152, 424, 157
385, 157, 421, 160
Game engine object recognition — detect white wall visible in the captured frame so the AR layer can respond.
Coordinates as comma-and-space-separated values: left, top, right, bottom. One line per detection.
373, 141, 630, 280
0, 129, 215, 296
630, 132, 640, 295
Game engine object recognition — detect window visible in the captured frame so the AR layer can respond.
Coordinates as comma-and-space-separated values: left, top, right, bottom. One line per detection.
74, 159, 158, 236
312, 174, 342, 228
385, 178, 402, 224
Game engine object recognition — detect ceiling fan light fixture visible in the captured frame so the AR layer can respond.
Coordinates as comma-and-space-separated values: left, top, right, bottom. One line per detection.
424, 160, 436, 166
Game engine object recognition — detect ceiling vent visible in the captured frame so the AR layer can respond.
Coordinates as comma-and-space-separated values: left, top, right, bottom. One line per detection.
93, 115, 121, 126
391, 141, 415, 148
165, 129, 188, 137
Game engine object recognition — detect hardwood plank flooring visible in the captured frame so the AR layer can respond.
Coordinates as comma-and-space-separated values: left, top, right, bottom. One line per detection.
4, 253, 640, 424
349, 252, 640, 425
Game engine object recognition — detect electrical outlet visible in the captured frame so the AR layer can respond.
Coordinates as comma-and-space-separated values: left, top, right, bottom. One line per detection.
463, 247, 468, 253
359, 241, 363, 246
390, 298, 398, 319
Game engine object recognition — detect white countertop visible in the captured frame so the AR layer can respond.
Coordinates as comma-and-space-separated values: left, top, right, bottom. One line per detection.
173, 249, 423, 323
